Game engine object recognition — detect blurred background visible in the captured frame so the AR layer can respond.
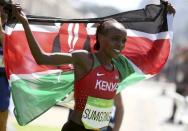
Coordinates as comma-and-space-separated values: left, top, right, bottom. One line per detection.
6, 0, 188, 131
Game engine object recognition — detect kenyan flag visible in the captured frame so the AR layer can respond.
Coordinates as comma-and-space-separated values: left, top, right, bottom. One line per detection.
4, 1, 173, 125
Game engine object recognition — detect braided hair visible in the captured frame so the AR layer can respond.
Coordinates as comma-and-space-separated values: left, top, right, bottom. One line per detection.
94, 18, 118, 50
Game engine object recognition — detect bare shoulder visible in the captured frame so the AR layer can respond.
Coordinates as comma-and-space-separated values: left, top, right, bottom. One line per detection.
71, 50, 93, 67
71, 50, 93, 80
72, 49, 90, 58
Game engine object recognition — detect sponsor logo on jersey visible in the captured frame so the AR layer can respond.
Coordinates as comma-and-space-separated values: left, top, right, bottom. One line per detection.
96, 73, 105, 77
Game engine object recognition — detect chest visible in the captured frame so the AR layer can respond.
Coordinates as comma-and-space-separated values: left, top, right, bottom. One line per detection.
75, 66, 119, 98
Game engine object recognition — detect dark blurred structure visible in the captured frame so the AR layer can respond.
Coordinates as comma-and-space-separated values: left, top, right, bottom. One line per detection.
169, 47, 188, 124
157, 46, 188, 124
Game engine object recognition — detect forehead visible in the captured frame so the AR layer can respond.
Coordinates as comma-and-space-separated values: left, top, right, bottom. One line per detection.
103, 21, 127, 35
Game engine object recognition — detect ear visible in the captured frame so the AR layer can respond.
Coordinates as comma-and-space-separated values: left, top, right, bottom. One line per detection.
98, 33, 105, 44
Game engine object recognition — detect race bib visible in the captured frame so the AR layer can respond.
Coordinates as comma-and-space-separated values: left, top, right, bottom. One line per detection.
82, 96, 114, 130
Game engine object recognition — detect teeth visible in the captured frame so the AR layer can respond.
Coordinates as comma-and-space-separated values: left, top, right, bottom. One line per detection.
114, 49, 120, 53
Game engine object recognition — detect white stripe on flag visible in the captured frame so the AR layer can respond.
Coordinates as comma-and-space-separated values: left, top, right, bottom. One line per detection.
127, 29, 171, 40
68, 23, 74, 49
13, 24, 60, 33
7, 24, 171, 41
10, 69, 64, 82
72, 24, 79, 50
167, 14, 174, 47
86, 23, 97, 35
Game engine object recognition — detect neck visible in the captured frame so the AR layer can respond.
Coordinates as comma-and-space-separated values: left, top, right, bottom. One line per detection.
95, 50, 112, 65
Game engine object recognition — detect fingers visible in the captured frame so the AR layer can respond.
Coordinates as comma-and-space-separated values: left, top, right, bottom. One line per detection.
11, 3, 28, 24
11, 0, 16, 5
12, 3, 22, 10
12, 3, 22, 15
166, 3, 176, 15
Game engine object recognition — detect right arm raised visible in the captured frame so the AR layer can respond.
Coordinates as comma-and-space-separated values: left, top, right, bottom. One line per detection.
12, 4, 73, 65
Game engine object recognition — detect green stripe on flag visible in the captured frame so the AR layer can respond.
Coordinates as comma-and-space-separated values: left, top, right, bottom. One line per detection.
11, 71, 74, 125
117, 72, 146, 93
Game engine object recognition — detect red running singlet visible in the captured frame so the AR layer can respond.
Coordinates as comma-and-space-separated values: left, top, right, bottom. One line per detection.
74, 54, 120, 112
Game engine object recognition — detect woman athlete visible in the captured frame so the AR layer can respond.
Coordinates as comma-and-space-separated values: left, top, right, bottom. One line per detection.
12, 2, 175, 131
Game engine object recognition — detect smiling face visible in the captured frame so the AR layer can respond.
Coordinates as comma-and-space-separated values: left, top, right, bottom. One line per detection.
98, 20, 127, 58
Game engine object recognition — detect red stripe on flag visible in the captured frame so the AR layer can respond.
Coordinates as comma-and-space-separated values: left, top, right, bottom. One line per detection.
59, 23, 70, 52
59, 23, 88, 52
5, 31, 58, 74
123, 37, 170, 74
72, 24, 87, 50
4, 30, 170, 75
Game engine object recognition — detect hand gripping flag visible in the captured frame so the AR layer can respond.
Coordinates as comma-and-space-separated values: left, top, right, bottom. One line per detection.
4, 1, 173, 125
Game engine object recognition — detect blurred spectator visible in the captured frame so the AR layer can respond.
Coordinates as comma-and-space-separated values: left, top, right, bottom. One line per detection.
166, 48, 188, 124
0, 4, 10, 131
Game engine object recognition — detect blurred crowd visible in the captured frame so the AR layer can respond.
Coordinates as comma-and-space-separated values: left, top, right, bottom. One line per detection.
154, 47, 188, 124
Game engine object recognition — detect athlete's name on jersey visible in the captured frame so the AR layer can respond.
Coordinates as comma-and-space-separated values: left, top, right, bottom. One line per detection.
82, 108, 111, 122
95, 79, 118, 92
